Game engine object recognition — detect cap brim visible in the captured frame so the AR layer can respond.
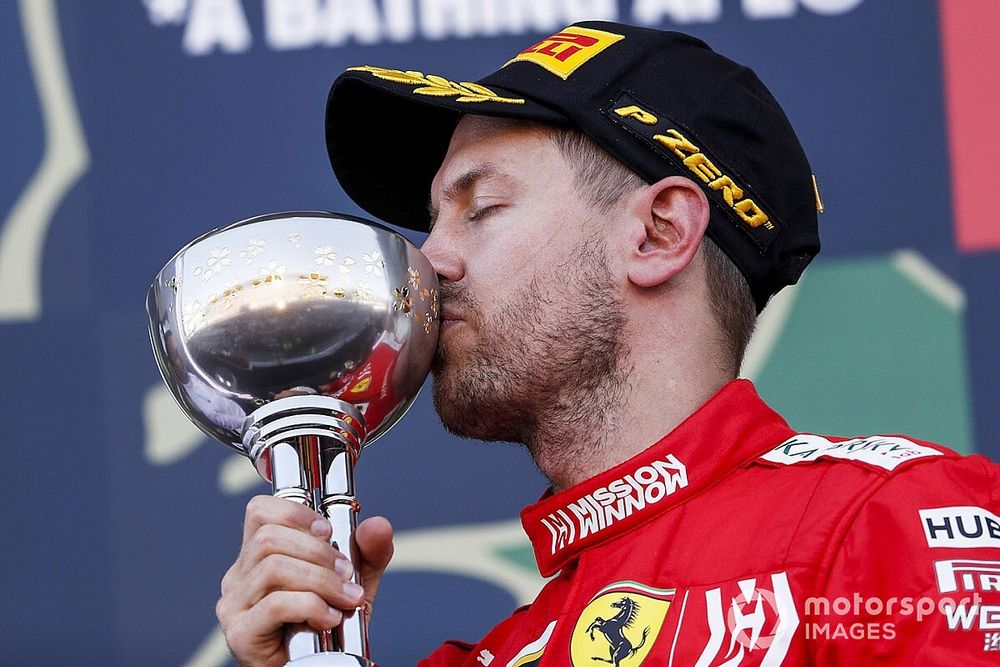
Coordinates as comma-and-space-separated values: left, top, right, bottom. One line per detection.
325, 68, 567, 231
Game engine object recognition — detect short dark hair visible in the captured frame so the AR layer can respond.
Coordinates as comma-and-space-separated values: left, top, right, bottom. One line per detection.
546, 124, 757, 375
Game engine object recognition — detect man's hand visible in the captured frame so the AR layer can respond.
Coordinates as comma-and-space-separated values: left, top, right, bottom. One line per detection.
216, 495, 394, 667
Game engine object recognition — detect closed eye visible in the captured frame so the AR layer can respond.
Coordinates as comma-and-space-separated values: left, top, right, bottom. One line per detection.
468, 204, 502, 222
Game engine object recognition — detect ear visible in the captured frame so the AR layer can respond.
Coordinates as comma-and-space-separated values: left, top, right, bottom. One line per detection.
625, 176, 710, 289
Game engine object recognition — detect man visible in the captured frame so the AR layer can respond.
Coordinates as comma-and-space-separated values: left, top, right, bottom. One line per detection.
217, 22, 1000, 665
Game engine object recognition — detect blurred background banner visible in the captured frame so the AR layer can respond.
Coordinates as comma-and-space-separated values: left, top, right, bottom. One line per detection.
1, 0, 997, 664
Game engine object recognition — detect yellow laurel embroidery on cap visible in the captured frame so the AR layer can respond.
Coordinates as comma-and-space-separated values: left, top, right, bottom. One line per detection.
614, 105, 658, 125
346, 66, 525, 105
504, 26, 624, 79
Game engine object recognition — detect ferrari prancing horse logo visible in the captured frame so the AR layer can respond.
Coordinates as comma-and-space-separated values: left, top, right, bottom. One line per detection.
587, 597, 650, 664
570, 582, 674, 666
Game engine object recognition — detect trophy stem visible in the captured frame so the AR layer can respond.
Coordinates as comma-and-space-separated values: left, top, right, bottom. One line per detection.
245, 396, 375, 667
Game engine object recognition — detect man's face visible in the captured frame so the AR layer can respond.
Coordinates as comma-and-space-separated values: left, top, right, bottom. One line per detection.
421, 116, 629, 447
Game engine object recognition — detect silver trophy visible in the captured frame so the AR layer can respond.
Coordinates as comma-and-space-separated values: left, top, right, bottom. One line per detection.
146, 211, 439, 666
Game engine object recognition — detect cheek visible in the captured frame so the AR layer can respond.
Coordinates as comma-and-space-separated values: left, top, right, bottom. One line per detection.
462, 231, 532, 284
463, 196, 579, 287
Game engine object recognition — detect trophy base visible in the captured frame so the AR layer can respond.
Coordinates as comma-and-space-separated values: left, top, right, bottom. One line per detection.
285, 652, 375, 667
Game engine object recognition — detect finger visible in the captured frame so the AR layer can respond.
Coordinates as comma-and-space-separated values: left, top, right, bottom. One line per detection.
242, 495, 326, 548
234, 590, 343, 641
237, 553, 365, 612
241, 523, 342, 574
357, 516, 394, 571
217, 541, 350, 627
224, 525, 344, 598
355, 516, 394, 608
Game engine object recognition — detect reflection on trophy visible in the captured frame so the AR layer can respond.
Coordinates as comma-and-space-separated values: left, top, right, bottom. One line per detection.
146, 212, 439, 666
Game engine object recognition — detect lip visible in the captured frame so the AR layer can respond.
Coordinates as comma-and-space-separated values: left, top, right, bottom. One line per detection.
439, 312, 466, 334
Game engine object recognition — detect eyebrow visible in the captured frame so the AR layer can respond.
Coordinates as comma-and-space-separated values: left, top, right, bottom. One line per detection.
427, 164, 500, 230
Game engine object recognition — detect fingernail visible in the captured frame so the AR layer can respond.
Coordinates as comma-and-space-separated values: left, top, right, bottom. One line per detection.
310, 519, 329, 536
343, 581, 364, 600
334, 558, 353, 579
328, 606, 342, 622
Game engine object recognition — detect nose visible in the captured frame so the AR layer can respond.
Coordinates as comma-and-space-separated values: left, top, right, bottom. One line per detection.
420, 227, 464, 283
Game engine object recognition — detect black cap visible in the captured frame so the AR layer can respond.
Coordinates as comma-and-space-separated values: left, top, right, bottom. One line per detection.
326, 21, 821, 311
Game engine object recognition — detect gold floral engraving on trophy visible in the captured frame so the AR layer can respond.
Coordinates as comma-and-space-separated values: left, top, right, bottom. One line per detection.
363, 250, 385, 277
393, 286, 412, 316
407, 267, 421, 289
298, 272, 330, 299
206, 247, 231, 276
239, 238, 266, 264
259, 260, 285, 284
221, 279, 244, 309
314, 245, 336, 266
193, 247, 232, 282
182, 300, 206, 334
347, 66, 526, 105
353, 282, 373, 303
415, 284, 439, 334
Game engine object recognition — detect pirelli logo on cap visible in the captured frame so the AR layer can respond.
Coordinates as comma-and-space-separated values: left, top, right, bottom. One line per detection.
504, 26, 624, 79
605, 91, 780, 252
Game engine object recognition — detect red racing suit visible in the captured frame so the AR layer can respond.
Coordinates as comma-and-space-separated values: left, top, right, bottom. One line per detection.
418, 380, 1000, 666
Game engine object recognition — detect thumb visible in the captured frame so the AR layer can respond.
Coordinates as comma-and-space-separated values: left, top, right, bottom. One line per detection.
356, 516, 394, 611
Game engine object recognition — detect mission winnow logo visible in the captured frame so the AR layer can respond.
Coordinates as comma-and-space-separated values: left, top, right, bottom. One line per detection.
541, 455, 688, 554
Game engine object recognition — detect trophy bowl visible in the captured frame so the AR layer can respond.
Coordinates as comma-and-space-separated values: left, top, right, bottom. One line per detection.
146, 211, 439, 665
147, 210, 439, 461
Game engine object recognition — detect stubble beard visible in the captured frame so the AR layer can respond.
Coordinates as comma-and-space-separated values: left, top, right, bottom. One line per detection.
431, 237, 630, 481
